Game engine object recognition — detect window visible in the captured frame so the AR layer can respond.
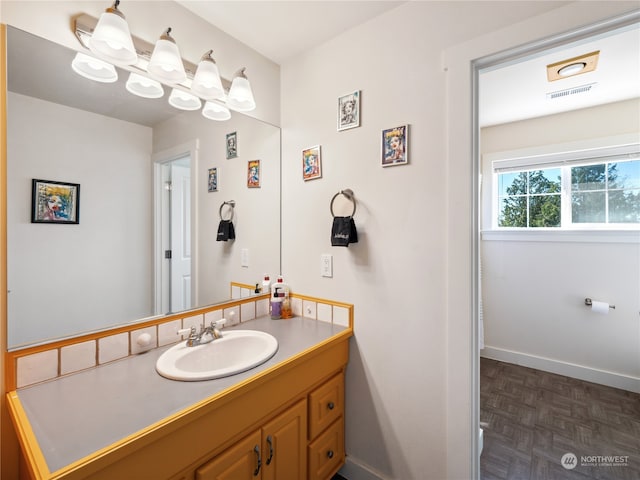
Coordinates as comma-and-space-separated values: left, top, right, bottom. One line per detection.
494, 146, 640, 229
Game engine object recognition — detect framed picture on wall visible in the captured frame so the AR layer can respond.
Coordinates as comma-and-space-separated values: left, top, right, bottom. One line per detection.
247, 160, 261, 188
208, 168, 218, 192
226, 132, 238, 159
302, 145, 322, 181
31, 179, 80, 224
337, 91, 360, 131
381, 124, 409, 167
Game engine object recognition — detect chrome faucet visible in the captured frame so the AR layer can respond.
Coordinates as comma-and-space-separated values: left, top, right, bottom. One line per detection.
178, 319, 226, 347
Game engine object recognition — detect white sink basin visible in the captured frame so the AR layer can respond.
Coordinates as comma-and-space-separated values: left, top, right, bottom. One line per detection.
156, 330, 278, 381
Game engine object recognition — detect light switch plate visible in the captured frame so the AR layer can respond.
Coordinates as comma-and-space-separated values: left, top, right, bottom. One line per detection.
241, 248, 249, 267
321, 254, 333, 277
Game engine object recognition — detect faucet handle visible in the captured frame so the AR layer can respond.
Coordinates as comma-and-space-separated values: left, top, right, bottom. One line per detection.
177, 326, 196, 337
213, 319, 227, 329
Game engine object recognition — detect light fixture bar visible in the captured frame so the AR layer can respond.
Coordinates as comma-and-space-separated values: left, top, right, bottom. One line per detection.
72, 13, 231, 90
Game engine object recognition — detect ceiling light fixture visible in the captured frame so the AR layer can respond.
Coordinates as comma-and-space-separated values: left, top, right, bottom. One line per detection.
547, 51, 600, 82
202, 101, 232, 121
88, 0, 137, 65
558, 62, 587, 77
126, 72, 164, 99
191, 50, 225, 100
71, 52, 118, 83
148, 28, 187, 84
169, 88, 202, 110
226, 68, 256, 112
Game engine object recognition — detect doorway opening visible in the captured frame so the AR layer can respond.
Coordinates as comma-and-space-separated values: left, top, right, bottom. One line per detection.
153, 140, 199, 316
473, 11, 639, 480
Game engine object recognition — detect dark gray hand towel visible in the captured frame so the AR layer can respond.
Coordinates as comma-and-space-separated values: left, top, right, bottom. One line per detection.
216, 220, 235, 241
331, 216, 358, 246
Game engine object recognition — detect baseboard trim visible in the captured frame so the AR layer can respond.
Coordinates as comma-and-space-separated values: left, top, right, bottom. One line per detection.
481, 346, 640, 393
339, 456, 387, 480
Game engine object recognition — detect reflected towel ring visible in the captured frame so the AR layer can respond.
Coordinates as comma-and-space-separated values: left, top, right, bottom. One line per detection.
330, 189, 356, 218
219, 200, 235, 221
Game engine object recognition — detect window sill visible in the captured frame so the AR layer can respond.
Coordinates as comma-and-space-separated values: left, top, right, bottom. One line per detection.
481, 229, 640, 244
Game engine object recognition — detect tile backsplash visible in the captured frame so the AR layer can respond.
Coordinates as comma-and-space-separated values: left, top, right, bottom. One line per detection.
11, 294, 352, 389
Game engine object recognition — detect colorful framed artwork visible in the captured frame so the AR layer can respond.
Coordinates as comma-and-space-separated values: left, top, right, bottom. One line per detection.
31, 179, 80, 224
208, 167, 218, 192
247, 160, 261, 188
381, 124, 409, 167
226, 131, 237, 159
302, 145, 322, 181
337, 91, 360, 131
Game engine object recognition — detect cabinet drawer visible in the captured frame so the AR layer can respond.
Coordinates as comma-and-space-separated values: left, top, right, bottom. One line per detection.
308, 372, 344, 439
308, 417, 344, 480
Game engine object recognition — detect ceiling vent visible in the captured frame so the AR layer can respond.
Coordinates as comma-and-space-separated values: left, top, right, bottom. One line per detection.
546, 82, 597, 100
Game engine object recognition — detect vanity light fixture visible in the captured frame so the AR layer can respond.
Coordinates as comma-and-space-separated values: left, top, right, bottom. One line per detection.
191, 50, 225, 100
202, 101, 232, 121
88, 0, 137, 65
71, 52, 118, 83
126, 72, 164, 99
226, 68, 256, 112
169, 88, 202, 110
147, 28, 187, 84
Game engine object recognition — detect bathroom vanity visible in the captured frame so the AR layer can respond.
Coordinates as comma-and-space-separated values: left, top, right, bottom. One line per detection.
7, 314, 351, 480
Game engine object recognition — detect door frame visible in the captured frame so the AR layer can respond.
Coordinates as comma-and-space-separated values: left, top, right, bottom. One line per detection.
470, 9, 640, 479
152, 139, 199, 315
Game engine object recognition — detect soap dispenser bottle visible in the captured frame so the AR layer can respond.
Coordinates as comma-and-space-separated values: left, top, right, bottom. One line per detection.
262, 274, 272, 295
270, 276, 285, 319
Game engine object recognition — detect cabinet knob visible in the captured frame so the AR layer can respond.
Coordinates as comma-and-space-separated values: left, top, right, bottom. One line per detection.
327, 401, 335, 410
327, 450, 334, 459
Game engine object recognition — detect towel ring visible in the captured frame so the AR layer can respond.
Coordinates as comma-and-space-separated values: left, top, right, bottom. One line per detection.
219, 200, 235, 222
330, 189, 356, 218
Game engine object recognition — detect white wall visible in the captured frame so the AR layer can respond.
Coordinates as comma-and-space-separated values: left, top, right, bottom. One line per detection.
153, 110, 281, 306
281, 1, 640, 479
0, 1, 280, 126
7, 93, 152, 347
480, 99, 640, 391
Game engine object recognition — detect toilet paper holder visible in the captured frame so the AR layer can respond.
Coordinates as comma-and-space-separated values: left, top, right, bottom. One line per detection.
584, 298, 615, 310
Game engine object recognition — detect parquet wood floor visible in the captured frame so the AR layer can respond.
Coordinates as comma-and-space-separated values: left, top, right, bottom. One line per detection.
480, 358, 640, 480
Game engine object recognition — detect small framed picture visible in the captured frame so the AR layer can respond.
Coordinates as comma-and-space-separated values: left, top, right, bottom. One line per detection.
31, 179, 80, 224
226, 132, 237, 159
247, 160, 260, 188
381, 125, 409, 167
302, 145, 322, 181
208, 167, 218, 192
337, 91, 360, 131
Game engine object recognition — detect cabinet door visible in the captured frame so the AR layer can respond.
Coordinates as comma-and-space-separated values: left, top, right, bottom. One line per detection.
262, 399, 307, 480
196, 430, 262, 480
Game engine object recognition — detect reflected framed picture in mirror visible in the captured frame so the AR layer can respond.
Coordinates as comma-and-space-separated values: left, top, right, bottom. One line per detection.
226, 131, 238, 159
31, 179, 80, 224
208, 168, 218, 192
248, 160, 261, 188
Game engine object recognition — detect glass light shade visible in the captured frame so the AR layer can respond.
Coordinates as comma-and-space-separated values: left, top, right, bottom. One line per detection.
89, 9, 137, 65
202, 101, 231, 121
169, 88, 202, 110
126, 73, 164, 99
227, 74, 256, 112
191, 58, 224, 100
71, 52, 118, 83
148, 38, 187, 84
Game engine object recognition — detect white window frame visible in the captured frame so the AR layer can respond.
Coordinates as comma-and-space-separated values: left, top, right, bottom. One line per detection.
483, 134, 640, 243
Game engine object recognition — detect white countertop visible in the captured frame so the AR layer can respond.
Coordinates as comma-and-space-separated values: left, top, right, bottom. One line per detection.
16, 316, 347, 473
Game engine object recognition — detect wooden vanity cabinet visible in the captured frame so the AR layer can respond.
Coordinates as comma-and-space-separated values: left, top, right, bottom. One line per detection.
196, 400, 306, 480
9, 336, 349, 480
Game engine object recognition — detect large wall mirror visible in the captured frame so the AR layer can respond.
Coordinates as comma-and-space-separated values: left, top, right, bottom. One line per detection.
6, 26, 281, 349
